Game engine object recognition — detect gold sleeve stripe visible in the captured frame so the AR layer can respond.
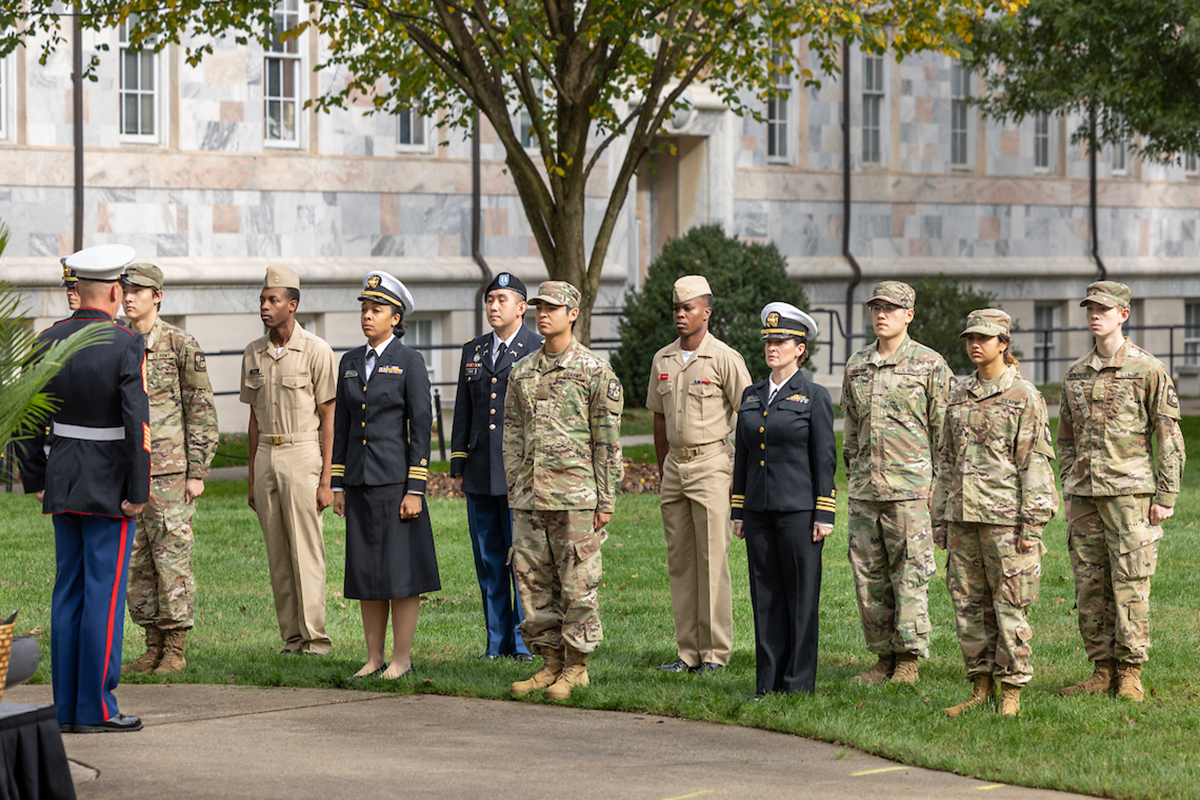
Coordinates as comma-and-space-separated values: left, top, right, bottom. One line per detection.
450, 451, 468, 458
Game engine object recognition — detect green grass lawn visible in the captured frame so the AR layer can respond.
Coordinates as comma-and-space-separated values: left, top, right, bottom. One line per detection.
4, 422, 1200, 798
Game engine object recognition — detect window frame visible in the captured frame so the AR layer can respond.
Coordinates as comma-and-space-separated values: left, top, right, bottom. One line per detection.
1185, 302, 1200, 366
1184, 152, 1198, 176
406, 315, 440, 384
1032, 302, 1060, 384
263, 0, 303, 149
861, 52, 884, 165
396, 106, 430, 153
1111, 139, 1129, 176
1033, 112, 1051, 172
950, 62, 970, 169
118, 17, 160, 144
766, 43, 793, 163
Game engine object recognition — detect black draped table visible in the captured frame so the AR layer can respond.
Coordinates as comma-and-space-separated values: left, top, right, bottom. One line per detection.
0, 703, 75, 800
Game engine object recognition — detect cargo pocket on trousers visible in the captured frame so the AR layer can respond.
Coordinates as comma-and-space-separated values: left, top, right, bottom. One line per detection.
1116, 529, 1160, 581
1001, 559, 1041, 608
573, 532, 602, 563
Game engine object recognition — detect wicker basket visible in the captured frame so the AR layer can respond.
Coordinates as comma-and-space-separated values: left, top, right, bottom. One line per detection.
0, 612, 15, 704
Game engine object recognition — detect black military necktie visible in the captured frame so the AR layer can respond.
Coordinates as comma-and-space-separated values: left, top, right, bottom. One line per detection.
365, 350, 377, 382
494, 341, 508, 365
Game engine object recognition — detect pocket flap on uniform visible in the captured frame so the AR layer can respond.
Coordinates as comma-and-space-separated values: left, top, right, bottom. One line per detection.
739, 398, 761, 412
573, 531, 603, 562
282, 374, 310, 389
1118, 523, 1163, 555
244, 375, 266, 390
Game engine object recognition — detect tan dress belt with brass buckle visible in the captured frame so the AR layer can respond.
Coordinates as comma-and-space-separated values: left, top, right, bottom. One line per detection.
669, 441, 726, 461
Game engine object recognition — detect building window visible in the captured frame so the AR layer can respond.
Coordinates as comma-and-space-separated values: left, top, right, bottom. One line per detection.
1185, 152, 1198, 175
1112, 139, 1129, 175
0, 54, 7, 139
1185, 302, 1200, 365
119, 18, 157, 141
950, 62, 969, 167
862, 53, 883, 164
264, 0, 301, 145
1034, 112, 1051, 171
767, 44, 791, 161
1033, 303, 1060, 384
407, 317, 438, 382
397, 107, 426, 149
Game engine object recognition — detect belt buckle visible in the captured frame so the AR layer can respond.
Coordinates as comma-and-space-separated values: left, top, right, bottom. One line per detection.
268, 434, 283, 445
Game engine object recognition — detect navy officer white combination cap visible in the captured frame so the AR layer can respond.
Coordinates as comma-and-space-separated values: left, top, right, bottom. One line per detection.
760, 302, 818, 340
358, 270, 415, 315
60, 244, 137, 281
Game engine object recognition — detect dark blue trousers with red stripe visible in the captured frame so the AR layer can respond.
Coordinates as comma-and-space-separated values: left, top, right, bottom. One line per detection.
51, 513, 135, 726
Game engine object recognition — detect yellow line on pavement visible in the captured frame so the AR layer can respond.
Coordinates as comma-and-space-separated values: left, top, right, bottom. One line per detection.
659, 792, 713, 800
851, 766, 909, 776
977, 785, 1008, 791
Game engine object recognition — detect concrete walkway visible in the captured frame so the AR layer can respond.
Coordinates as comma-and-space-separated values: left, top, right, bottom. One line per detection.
5, 683, 1089, 799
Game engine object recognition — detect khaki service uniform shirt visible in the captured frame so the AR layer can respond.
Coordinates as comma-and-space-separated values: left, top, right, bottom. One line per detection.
239, 324, 337, 436
645, 332, 751, 449
1058, 338, 1185, 507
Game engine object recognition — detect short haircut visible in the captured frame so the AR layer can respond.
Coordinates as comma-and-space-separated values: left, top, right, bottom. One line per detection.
287, 287, 301, 305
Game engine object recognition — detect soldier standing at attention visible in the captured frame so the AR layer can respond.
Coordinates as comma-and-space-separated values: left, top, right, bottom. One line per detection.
19, 244, 149, 732
842, 281, 951, 685
506, 281, 624, 701
1058, 282, 1185, 702
933, 309, 1058, 718
647, 275, 751, 675
451, 272, 542, 662
118, 264, 218, 675
241, 266, 338, 655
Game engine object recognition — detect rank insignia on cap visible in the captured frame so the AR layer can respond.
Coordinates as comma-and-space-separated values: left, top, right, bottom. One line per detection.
766, 311, 780, 328
498, 273, 510, 287
607, 379, 622, 401
366, 275, 381, 289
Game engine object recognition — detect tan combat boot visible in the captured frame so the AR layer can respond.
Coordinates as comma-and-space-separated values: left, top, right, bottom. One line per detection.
546, 647, 589, 700
944, 675, 995, 717
1059, 659, 1117, 697
1116, 662, 1144, 702
153, 629, 188, 675
892, 652, 920, 684
510, 646, 565, 698
999, 684, 1021, 717
122, 627, 165, 674
1060, 662, 1113, 695
852, 654, 895, 686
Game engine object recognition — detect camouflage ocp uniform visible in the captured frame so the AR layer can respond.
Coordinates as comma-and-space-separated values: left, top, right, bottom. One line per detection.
1059, 336, 1185, 665
843, 329, 951, 660
504, 336, 623, 654
127, 316, 218, 630
933, 361, 1058, 687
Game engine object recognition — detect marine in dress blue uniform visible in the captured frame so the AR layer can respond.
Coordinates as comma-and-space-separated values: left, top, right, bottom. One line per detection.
19, 244, 151, 732
450, 272, 542, 659
732, 304, 837, 697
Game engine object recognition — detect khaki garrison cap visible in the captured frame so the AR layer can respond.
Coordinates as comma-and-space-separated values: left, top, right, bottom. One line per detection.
867, 280, 915, 309
264, 265, 300, 290
529, 280, 581, 310
672, 275, 712, 304
1080, 280, 1131, 309
960, 308, 1011, 338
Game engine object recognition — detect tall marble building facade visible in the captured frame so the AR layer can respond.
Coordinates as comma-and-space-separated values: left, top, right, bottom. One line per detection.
1, 30, 1198, 427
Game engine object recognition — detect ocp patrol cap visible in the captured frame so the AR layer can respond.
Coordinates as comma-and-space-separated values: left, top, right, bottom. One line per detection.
485, 272, 527, 298
358, 270, 415, 315
529, 280, 581, 310
761, 301, 818, 340
61, 244, 136, 282
672, 275, 712, 304
121, 263, 164, 291
960, 308, 1011, 338
1080, 280, 1131, 310
867, 280, 915, 309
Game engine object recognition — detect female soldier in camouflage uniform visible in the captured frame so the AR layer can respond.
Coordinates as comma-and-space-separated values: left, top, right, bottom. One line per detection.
932, 309, 1058, 718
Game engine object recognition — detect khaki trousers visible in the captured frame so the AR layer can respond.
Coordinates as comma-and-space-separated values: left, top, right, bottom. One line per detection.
253, 440, 331, 654
660, 447, 734, 667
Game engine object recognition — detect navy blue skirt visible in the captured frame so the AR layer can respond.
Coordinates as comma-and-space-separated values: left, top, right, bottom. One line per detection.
343, 483, 441, 601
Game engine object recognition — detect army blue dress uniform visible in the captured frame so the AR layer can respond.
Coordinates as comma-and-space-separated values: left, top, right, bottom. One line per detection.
19, 245, 151, 731
450, 272, 542, 658
332, 273, 441, 601
732, 304, 837, 696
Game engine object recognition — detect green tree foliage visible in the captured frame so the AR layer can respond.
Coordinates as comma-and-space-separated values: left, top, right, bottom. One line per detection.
612, 225, 807, 405
965, 0, 1200, 157
906, 276, 1000, 376
0, 0, 1024, 342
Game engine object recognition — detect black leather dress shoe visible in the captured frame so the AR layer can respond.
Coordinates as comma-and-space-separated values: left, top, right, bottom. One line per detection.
696, 662, 724, 674
656, 658, 693, 673
478, 653, 502, 661
58, 723, 76, 734
71, 714, 143, 733
511, 653, 535, 663
746, 693, 766, 702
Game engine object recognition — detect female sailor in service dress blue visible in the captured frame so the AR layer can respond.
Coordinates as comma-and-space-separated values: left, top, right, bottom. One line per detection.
332, 271, 441, 680
732, 303, 837, 698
